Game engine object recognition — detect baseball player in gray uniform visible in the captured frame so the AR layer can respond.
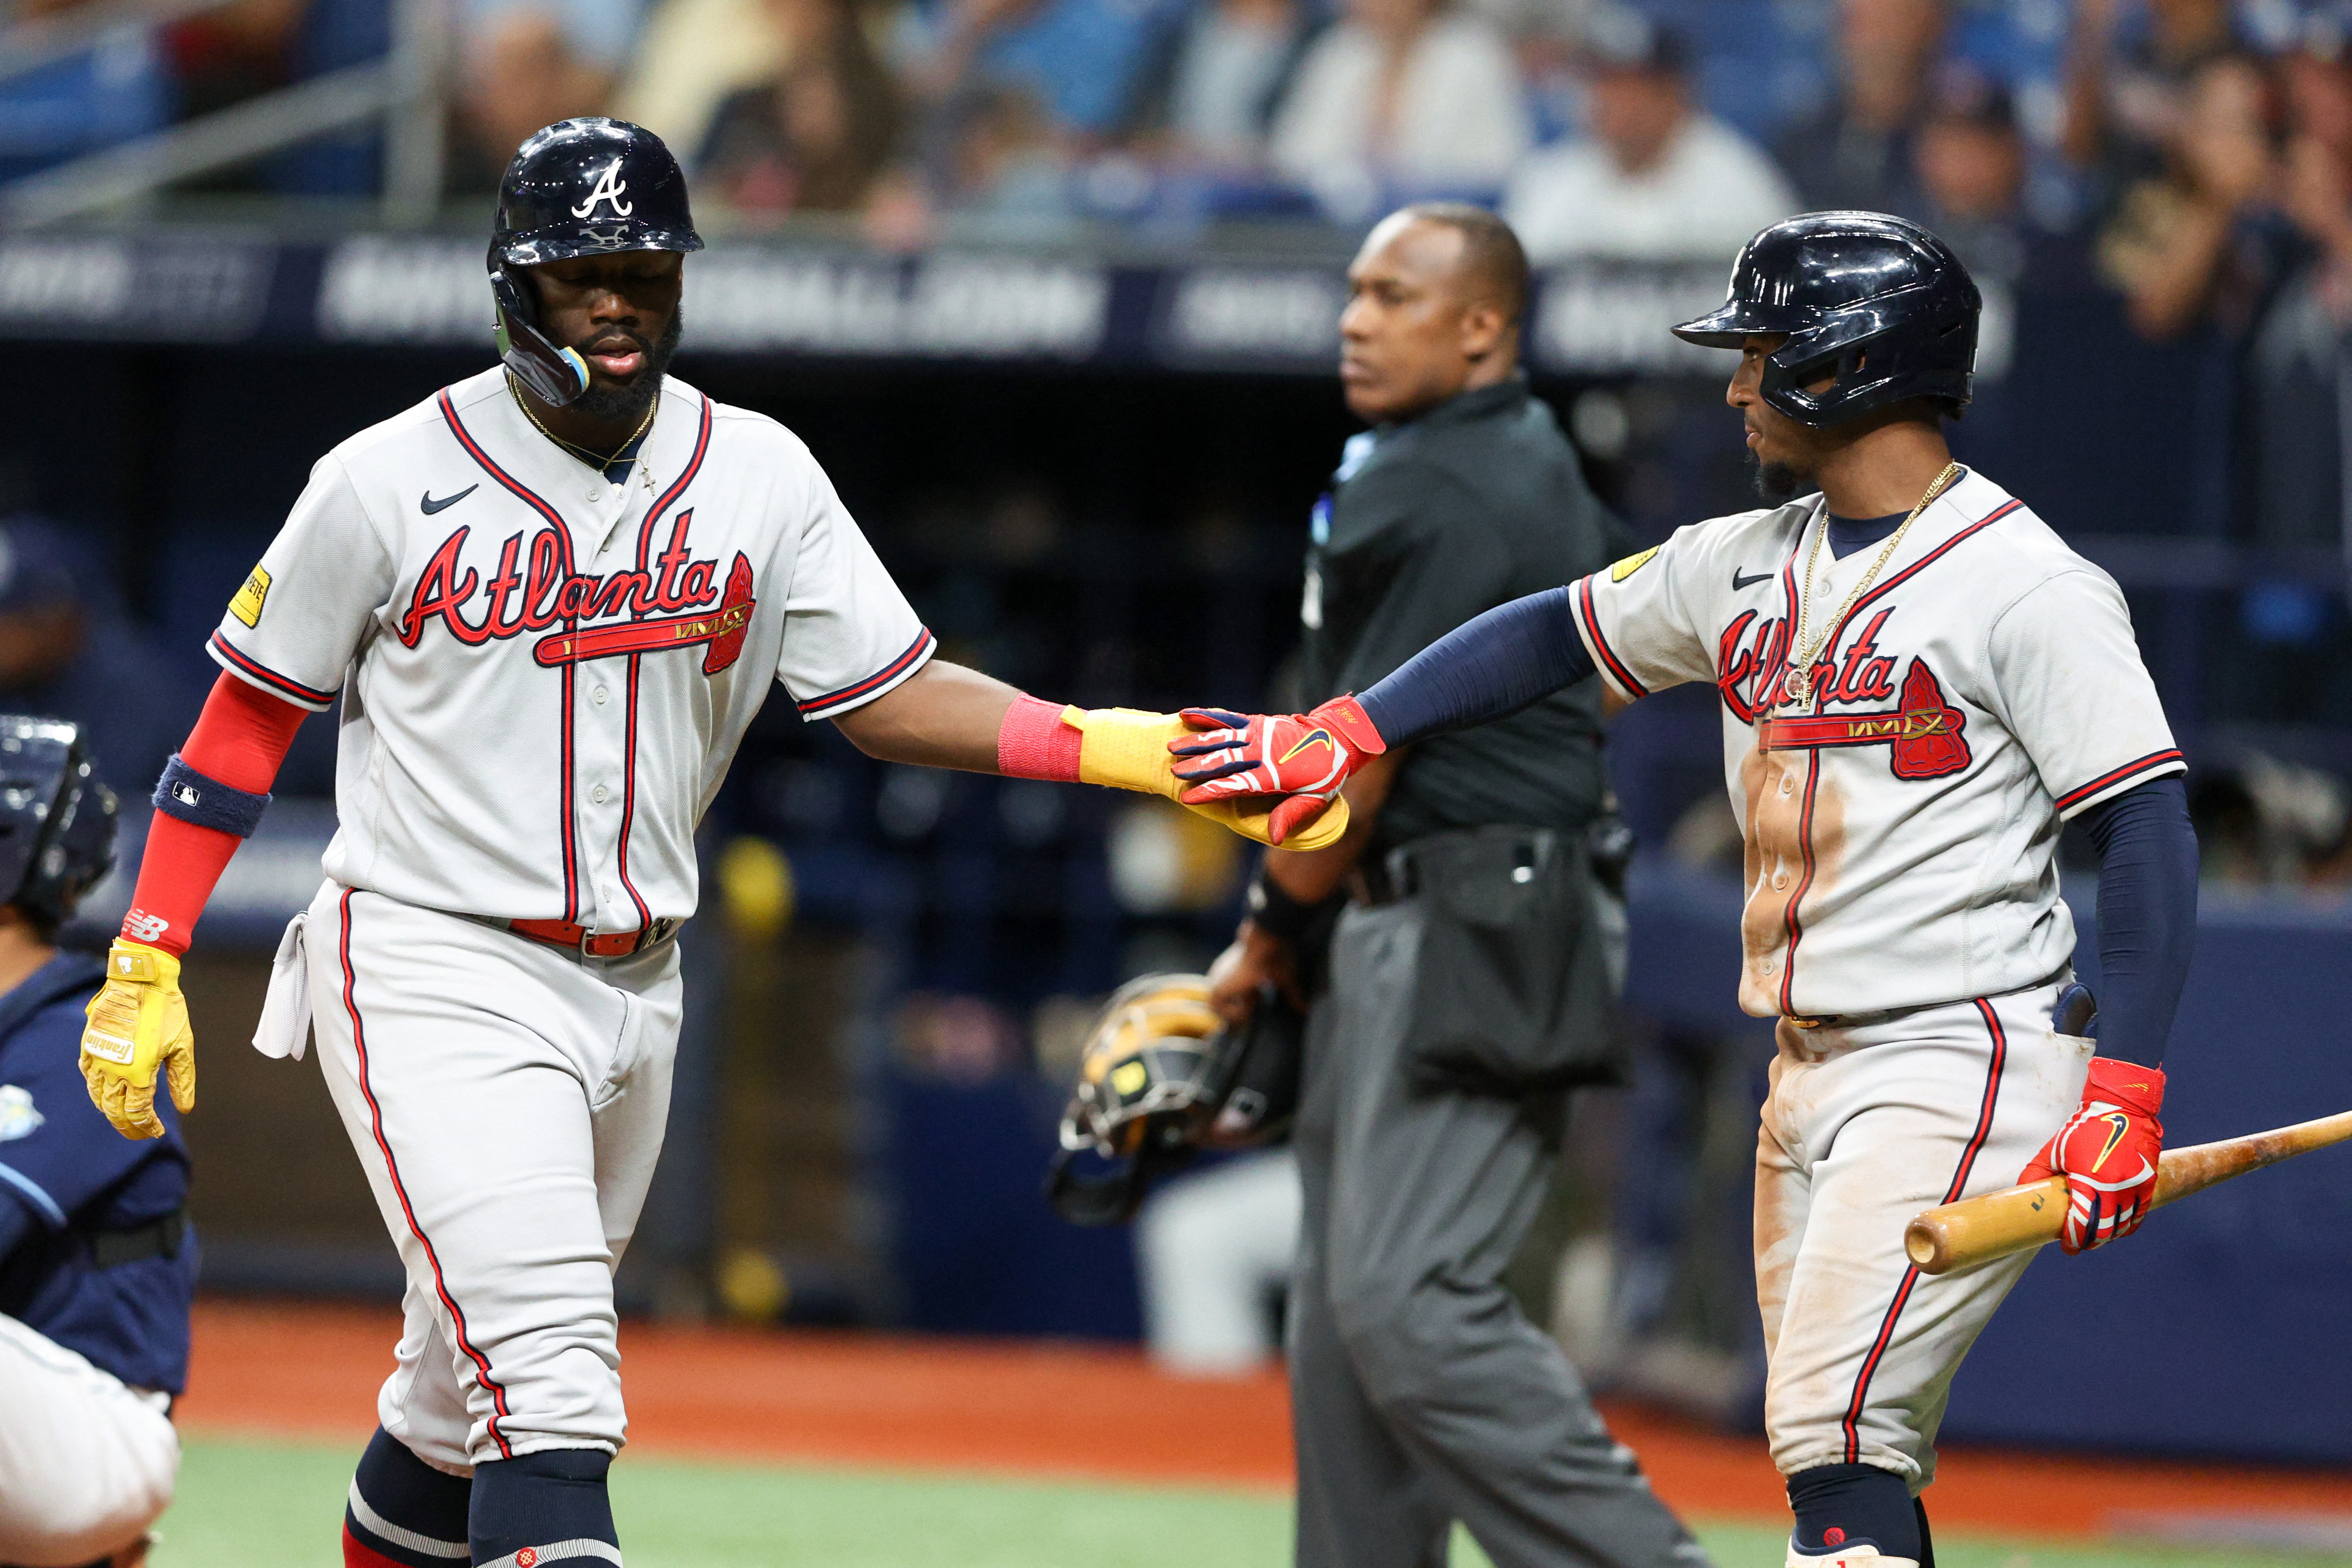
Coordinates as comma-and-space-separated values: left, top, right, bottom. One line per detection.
73, 119, 1321, 1568
1169, 213, 2200, 1567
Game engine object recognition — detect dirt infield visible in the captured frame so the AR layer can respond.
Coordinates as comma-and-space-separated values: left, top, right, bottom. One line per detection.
180, 1298, 2352, 1537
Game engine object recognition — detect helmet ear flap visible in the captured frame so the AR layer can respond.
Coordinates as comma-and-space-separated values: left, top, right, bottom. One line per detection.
489, 260, 589, 408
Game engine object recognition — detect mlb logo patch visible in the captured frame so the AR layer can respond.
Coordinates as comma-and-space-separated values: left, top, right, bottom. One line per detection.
172, 781, 201, 808
0, 1084, 42, 1143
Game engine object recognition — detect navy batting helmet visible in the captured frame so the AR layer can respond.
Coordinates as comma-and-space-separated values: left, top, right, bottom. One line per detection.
0, 718, 117, 936
1673, 211, 1980, 429
487, 117, 704, 408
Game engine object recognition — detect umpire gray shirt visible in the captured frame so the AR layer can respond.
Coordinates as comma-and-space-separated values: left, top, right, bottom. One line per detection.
1299, 376, 1621, 854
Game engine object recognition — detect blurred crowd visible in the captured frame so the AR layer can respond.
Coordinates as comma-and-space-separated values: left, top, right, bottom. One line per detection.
12, 0, 2352, 874
0, 0, 2330, 273
5, 0, 2352, 405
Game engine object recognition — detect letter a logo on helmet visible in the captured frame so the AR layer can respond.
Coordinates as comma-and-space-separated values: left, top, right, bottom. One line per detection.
1671, 211, 1981, 430
572, 160, 634, 218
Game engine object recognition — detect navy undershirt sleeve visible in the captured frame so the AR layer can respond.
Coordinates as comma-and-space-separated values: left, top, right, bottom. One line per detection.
2075, 775, 2198, 1068
1356, 586, 1595, 745
1352, 583, 2196, 1075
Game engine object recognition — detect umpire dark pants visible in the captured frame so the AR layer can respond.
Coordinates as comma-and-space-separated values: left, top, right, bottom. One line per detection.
1289, 829, 1707, 1568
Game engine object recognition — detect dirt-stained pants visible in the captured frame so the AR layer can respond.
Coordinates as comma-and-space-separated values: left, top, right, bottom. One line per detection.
1757, 979, 2089, 1489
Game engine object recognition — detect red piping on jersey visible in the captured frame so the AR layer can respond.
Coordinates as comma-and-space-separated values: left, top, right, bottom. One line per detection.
2054, 749, 2185, 814
615, 658, 652, 932
643, 394, 712, 527
798, 627, 937, 716
1739, 517, 1808, 716
1841, 998, 2008, 1464
1809, 498, 2023, 683
1778, 750, 1822, 1015
438, 390, 571, 530
1759, 522, 1814, 1003
209, 631, 338, 708
1574, 576, 1648, 700
1768, 494, 2021, 1007
610, 395, 714, 933
441, 389, 583, 922
337, 889, 515, 1458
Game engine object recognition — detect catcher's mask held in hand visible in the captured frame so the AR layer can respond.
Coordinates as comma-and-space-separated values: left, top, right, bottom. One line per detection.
1047, 974, 1222, 1226
1045, 975, 1306, 1226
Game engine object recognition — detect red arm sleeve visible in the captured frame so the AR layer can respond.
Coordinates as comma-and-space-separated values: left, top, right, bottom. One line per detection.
122, 672, 311, 954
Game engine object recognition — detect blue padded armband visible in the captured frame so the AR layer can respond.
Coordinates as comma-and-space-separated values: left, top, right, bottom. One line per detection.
152, 754, 271, 839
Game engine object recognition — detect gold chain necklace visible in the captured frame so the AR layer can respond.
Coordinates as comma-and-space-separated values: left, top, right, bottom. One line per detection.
508, 374, 657, 473
1778, 461, 1962, 712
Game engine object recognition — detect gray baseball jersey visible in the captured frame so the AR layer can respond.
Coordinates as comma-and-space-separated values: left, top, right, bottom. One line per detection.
210, 366, 933, 930
1570, 466, 2183, 1019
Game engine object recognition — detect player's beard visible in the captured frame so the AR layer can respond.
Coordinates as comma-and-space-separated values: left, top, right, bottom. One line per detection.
1752, 453, 1809, 504
572, 308, 684, 423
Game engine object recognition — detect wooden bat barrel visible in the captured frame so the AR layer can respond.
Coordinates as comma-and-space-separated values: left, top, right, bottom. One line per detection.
1905, 1108, 2352, 1275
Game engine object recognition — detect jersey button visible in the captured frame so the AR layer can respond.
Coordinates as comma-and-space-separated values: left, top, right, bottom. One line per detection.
593, 686, 609, 705
1762, 958, 1778, 974
592, 784, 610, 804
1779, 775, 1794, 795
1773, 871, 1787, 889
588, 487, 603, 502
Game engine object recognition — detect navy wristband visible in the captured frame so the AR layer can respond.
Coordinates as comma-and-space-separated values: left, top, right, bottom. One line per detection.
153, 754, 271, 839
1246, 870, 1316, 944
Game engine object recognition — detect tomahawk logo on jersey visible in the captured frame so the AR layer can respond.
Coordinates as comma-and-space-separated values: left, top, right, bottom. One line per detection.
397, 511, 758, 673
1570, 468, 2184, 1021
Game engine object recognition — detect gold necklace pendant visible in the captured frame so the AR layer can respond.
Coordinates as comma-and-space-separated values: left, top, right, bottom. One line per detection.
509, 374, 658, 472
1772, 460, 1962, 719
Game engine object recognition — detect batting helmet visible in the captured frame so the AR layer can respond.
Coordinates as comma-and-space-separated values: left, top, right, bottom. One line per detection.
488, 117, 705, 408
0, 718, 117, 936
1672, 211, 1980, 429
1044, 974, 1305, 1226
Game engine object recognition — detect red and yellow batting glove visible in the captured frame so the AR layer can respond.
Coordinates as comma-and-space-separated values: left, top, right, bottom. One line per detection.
1168, 696, 1388, 847
80, 940, 197, 1141
2021, 1057, 2166, 1254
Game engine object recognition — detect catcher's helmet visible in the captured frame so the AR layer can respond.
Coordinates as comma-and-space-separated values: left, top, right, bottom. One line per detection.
1672, 211, 1979, 429
1044, 974, 1304, 1227
487, 117, 704, 408
0, 718, 116, 935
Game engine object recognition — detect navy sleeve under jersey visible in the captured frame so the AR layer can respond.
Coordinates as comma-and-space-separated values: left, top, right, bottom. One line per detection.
0, 952, 197, 1395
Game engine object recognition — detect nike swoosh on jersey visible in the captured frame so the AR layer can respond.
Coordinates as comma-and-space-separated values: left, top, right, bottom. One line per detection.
1732, 569, 1774, 590
421, 485, 479, 514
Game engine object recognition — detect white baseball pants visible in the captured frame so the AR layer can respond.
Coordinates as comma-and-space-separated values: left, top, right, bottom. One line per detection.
0, 1311, 177, 1566
1756, 980, 2091, 1489
1136, 1149, 1301, 1374
305, 882, 679, 1471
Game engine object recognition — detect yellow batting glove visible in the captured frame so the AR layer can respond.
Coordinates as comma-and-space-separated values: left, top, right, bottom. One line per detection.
81, 940, 196, 1141
1063, 707, 1351, 852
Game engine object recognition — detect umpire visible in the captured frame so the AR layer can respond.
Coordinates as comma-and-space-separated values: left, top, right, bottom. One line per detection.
1208, 205, 1706, 1568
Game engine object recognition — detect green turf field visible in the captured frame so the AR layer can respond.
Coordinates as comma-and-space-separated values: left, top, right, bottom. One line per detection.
159, 1436, 2352, 1568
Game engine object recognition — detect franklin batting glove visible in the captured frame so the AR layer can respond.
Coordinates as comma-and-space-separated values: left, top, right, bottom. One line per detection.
81, 939, 197, 1141
1169, 697, 1387, 846
2021, 1057, 2165, 1254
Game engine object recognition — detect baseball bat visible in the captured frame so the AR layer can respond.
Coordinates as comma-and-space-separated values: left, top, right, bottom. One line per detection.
1904, 1107, 2352, 1274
